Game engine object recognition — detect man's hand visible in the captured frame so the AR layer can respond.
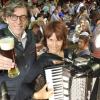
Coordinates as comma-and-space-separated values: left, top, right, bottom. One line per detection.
0, 55, 15, 70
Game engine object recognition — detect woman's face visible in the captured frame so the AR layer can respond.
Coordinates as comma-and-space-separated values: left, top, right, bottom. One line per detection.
80, 20, 89, 30
47, 33, 63, 54
80, 20, 86, 29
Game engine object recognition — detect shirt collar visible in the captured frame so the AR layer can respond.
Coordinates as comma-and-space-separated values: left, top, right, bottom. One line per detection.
8, 26, 27, 41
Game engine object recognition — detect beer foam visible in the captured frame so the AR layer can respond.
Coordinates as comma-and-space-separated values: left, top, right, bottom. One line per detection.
0, 37, 14, 50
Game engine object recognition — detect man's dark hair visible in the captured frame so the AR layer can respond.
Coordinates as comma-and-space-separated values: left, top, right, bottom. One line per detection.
3, 0, 31, 19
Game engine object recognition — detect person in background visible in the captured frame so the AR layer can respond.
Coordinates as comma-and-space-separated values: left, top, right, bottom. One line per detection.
0, 8, 7, 29
70, 31, 91, 100
49, 1, 56, 15
90, 10, 100, 55
42, 3, 49, 14
0, 1, 53, 100
74, 31, 90, 57
50, 8, 61, 22
57, 5, 64, 19
76, 0, 85, 14
78, 6, 89, 21
75, 18, 91, 35
31, 23, 43, 44
31, 22, 44, 55
75, 6, 89, 26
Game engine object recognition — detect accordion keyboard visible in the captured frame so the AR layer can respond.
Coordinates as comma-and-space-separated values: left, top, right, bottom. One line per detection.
45, 65, 70, 100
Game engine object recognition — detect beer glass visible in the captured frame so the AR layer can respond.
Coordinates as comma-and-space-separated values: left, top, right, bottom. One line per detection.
0, 36, 20, 78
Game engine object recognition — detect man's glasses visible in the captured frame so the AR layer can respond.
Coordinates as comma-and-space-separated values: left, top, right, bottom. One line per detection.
10, 14, 28, 21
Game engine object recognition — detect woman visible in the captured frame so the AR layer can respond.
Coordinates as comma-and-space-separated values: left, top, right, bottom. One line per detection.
34, 21, 72, 100
75, 18, 91, 35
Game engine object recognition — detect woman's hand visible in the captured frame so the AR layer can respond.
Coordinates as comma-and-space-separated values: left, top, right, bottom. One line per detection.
33, 84, 53, 99
0, 55, 15, 70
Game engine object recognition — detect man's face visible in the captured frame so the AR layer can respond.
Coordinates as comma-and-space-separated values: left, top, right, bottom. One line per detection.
6, 7, 28, 38
78, 39, 85, 50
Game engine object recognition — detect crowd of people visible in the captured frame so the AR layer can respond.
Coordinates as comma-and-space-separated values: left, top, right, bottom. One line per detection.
0, 0, 100, 100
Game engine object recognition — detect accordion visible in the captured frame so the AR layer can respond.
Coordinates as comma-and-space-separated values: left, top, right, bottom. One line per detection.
44, 64, 71, 100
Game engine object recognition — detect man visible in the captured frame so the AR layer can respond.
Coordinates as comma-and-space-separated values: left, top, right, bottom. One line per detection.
76, 32, 90, 57
71, 32, 90, 100
76, 0, 85, 14
50, 8, 61, 22
0, 1, 52, 100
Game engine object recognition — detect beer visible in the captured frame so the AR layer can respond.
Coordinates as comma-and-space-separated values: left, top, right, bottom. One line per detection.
0, 37, 14, 59
0, 37, 20, 78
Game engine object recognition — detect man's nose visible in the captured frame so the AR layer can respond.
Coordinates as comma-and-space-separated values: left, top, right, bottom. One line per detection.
17, 17, 22, 24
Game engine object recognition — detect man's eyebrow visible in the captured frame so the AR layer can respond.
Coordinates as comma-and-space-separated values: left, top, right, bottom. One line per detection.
12, 14, 28, 16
